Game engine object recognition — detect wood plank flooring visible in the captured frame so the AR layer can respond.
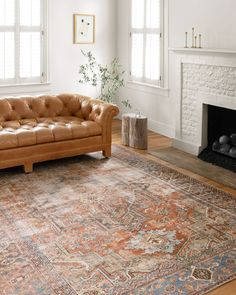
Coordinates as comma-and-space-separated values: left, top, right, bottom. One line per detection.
112, 119, 236, 295
150, 147, 236, 190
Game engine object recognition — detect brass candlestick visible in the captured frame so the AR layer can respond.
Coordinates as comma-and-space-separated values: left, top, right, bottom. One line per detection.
199, 34, 202, 48
185, 32, 188, 48
192, 28, 195, 48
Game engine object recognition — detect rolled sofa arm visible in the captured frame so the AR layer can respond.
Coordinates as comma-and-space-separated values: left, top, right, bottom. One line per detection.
80, 98, 119, 143
89, 100, 119, 125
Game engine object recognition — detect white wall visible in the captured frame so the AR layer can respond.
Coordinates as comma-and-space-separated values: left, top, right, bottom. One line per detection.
116, 0, 236, 137
169, 0, 236, 49
50, 0, 116, 97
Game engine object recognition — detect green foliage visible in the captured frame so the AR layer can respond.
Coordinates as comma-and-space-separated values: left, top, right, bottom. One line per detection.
79, 50, 131, 108
121, 99, 132, 109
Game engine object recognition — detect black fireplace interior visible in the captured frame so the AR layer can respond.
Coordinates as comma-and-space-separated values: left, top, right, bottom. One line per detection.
208, 105, 236, 145
198, 105, 236, 172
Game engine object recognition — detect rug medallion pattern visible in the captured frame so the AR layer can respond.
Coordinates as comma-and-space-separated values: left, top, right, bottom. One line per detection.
0, 145, 235, 294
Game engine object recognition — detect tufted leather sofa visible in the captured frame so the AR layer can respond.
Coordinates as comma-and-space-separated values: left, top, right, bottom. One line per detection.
0, 93, 119, 172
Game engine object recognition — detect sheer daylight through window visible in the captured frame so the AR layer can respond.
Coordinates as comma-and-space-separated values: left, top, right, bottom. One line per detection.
0, 0, 47, 85
130, 0, 163, 86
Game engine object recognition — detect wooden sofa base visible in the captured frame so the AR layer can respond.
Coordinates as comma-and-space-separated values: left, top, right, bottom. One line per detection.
0, 136, 112, 173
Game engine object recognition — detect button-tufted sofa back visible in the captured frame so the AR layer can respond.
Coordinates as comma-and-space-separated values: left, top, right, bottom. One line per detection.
0, 94, 102, 122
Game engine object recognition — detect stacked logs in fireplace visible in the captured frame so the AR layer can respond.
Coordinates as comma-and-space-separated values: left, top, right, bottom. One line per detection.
212, 134, 236, 158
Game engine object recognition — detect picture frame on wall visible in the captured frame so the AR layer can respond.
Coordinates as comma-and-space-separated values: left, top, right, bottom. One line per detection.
73, 14, 95, 44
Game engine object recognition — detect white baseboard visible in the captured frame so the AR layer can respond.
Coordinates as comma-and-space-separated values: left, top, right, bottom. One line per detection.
148, 119, 175, 138
172, 138, 201, 155
116, 113, 174, 139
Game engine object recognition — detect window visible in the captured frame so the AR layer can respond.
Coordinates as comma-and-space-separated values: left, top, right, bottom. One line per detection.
0, 0, 48, 86
130, 0, 163, 86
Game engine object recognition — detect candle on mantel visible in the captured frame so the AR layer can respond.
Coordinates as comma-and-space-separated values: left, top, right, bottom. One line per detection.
185, 32, 188, 48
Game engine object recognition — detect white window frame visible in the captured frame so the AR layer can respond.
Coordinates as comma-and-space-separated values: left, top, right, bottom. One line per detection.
0, 0, 49, 87
129, 0, 164, 87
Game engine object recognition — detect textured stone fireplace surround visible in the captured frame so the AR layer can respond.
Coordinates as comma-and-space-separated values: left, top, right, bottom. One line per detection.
171, 49, 236, 155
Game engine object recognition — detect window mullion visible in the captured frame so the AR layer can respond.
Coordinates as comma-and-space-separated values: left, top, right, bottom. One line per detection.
143, 0, 147, 82
160, 0, 164, 84
20, 26, 41, 32
0, 26, 15, 32
131, 28, 144, 34
146, 28, 160, 34
40, 0, 45, 82
15, 0, 20, 84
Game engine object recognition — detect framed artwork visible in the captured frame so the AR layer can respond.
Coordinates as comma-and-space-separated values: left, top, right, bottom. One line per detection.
73, 14, 95, 44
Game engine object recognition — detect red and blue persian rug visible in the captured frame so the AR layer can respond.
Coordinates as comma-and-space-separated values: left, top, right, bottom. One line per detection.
0, 145, 235, 295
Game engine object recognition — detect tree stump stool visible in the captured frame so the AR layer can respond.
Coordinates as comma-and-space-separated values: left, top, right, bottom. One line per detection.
122, 113, 148, 150
121, 114, 130, 146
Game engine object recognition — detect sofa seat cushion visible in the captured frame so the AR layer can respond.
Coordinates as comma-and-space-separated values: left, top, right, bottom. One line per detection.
0, 116, 102, 150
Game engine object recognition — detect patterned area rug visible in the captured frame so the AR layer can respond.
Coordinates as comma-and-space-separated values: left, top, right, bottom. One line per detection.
0, 145, 235, 295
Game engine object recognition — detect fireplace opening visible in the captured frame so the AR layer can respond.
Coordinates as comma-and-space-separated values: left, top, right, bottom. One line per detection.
198, 105, 236, 172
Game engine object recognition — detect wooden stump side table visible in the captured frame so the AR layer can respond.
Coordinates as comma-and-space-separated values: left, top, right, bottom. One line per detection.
122, 113, 148, 150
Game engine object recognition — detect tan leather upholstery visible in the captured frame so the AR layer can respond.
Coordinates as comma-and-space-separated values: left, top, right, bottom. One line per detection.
0, 94, 119, 172
0, 94, 115, 123
0, 117, 101, 149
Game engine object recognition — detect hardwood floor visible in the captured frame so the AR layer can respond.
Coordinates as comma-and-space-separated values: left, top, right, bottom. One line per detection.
112, 120, 236, 195
150, 148, 236, 190
112, 119, 236, 295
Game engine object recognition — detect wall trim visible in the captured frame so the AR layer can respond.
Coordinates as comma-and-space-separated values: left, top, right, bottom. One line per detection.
126, 82, 169, 97
117, 113, 174, 138
0, 83, 51, 96
172, 138, 200, 156
148, 118, 174, 138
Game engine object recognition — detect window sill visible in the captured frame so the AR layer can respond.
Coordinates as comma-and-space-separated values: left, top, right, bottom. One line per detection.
0, 82, 51, 96
126, 80, 169, 97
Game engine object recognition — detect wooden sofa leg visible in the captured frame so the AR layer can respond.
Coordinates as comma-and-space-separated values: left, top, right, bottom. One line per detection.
102, 146, 111, 158
24, 162, 33, 173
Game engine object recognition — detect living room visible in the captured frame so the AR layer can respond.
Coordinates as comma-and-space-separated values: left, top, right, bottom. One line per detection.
0, 0, 235, 294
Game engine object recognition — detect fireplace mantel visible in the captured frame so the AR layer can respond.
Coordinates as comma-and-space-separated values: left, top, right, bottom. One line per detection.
169, 47, 236, 55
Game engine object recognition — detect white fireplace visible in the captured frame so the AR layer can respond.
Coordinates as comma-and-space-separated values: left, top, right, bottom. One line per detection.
171, 48, 236, 155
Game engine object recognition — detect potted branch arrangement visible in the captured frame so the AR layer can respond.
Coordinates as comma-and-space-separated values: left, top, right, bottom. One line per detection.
78, 50, 131, 110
